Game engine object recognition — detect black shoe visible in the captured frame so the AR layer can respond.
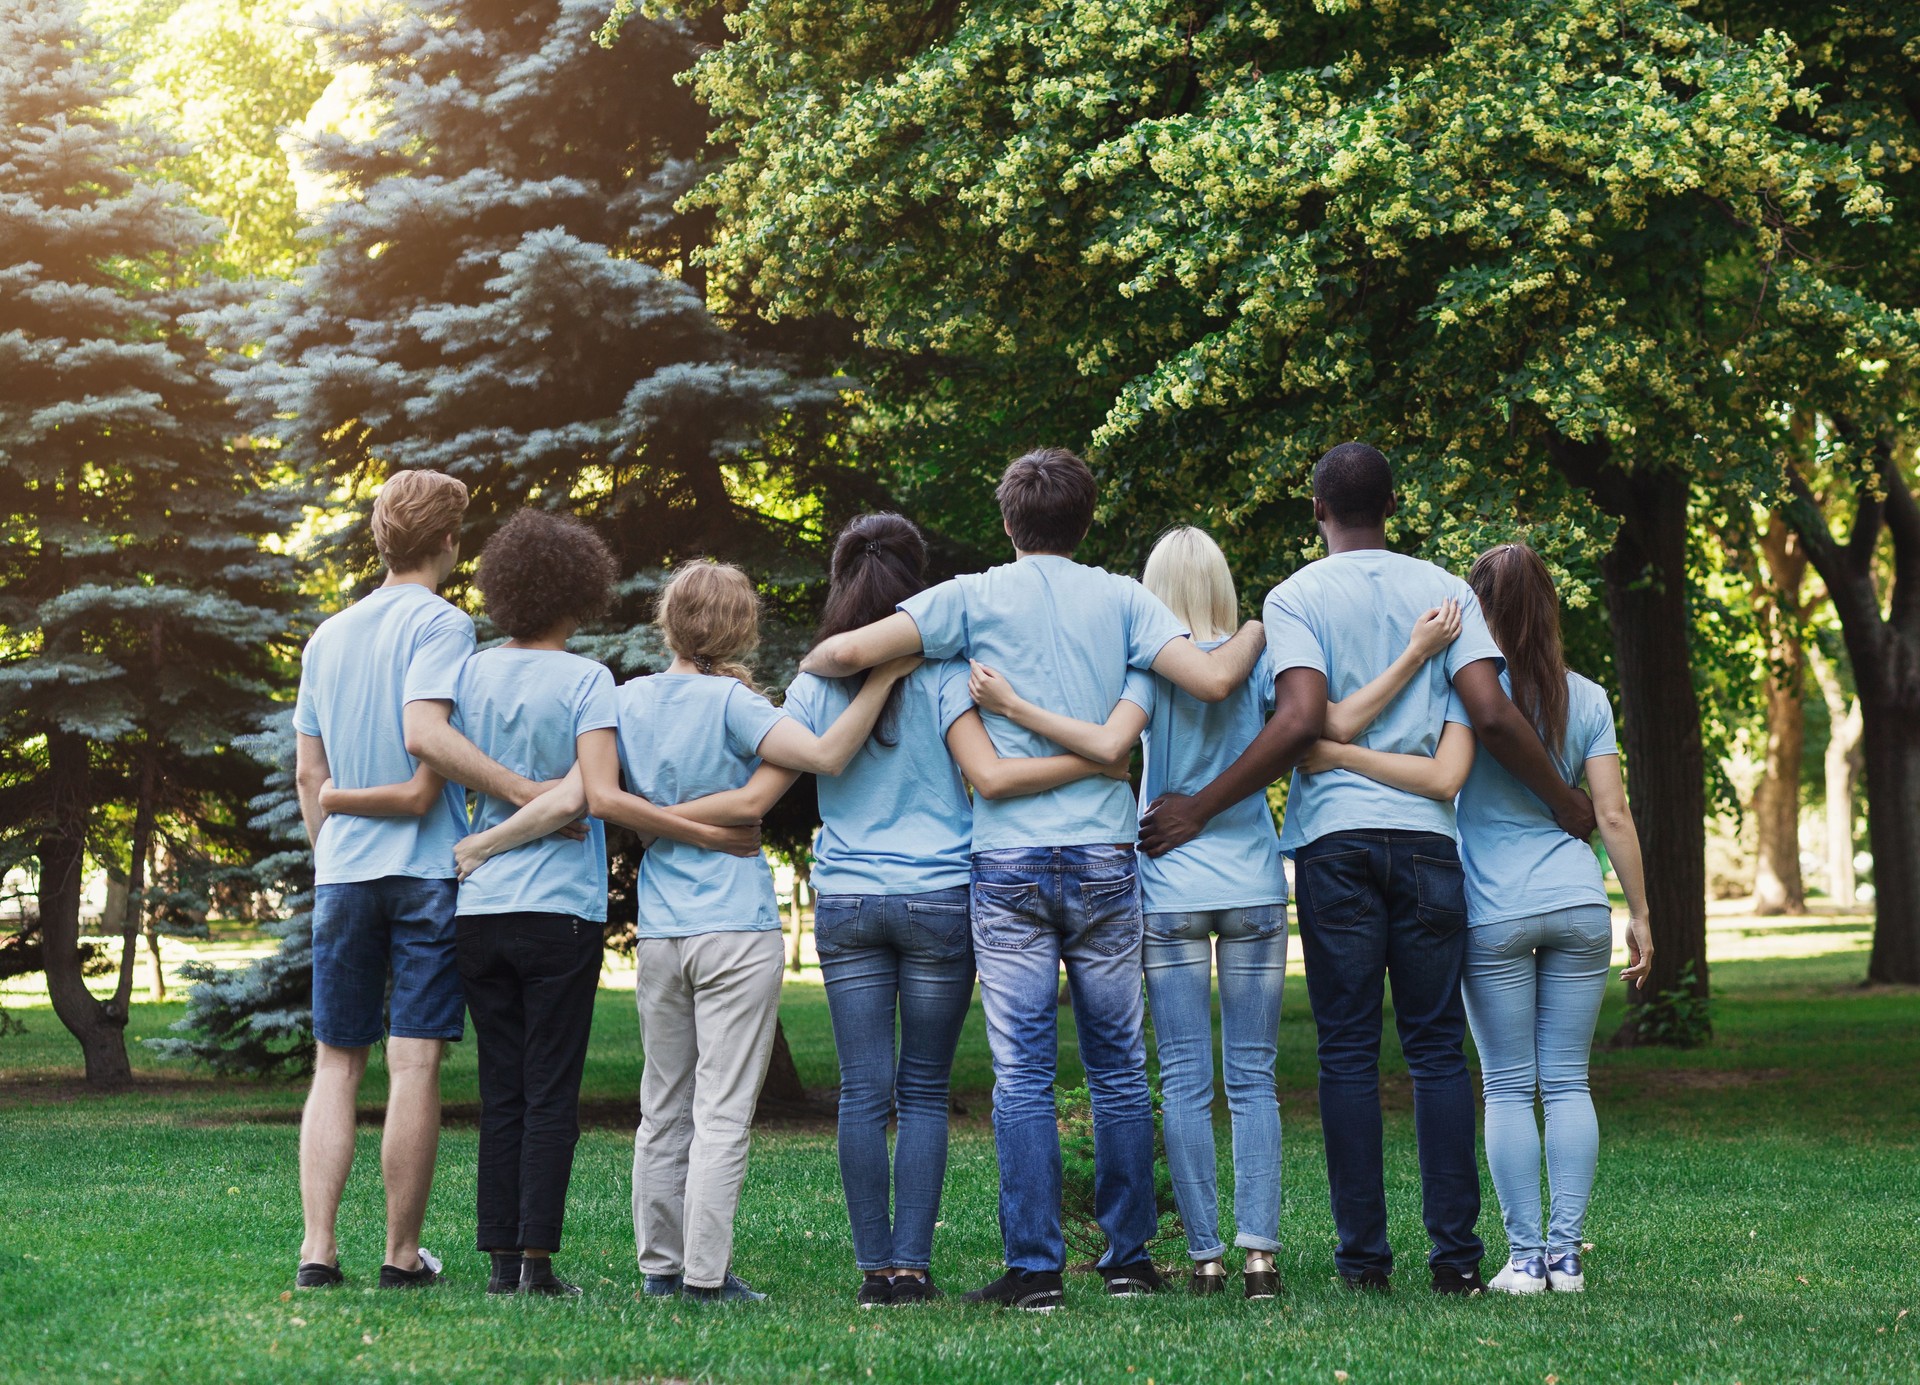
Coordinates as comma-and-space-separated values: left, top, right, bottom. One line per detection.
378, 1249, 443, 1289
487, 1252, 524, 1296
1103, 1260, 1167, 1297
857, 1274, 894, 1308
1341, 1268, 1392, 1293
962, 1268, 1065, 1311
1243, 1253, 1281, 1301
519, 1258, 582, 1298
889, 1273, 943, 1305
1188, 1260, 1227, 1297
1431, 1265, 1488, 1296
295, 1261, 343, 1289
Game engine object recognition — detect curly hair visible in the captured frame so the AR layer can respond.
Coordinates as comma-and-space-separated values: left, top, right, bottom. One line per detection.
474, 509, 617, 641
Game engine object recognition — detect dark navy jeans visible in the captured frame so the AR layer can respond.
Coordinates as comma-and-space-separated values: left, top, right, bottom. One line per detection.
1293, 831, 1483, 1279
813, 886, 976, 1272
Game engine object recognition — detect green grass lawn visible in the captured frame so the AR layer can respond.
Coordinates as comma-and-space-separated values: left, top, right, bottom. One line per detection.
0, 931, 1915, 1383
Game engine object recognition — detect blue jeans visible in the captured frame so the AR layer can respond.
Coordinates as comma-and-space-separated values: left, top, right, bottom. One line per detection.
311, 876, 464, 1048
813, 887, 976, 1272
1143, 905, 1287, 1262
1462, 905, 1612, 1260
1293, 831, 1482, 1278
971, 845, 1157, 1273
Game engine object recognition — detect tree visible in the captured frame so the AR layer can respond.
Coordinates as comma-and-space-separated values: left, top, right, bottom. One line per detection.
691, 0, 1903, 1037
1746, 513, 1810, 915
0, 0, 304, 1084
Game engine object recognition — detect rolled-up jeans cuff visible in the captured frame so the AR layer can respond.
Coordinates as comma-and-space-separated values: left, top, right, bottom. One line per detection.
1235, 1233, 1281, 1252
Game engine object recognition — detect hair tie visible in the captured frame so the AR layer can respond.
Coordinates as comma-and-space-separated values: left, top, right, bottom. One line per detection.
694, 654, 714, 675
864, 539, 880, 556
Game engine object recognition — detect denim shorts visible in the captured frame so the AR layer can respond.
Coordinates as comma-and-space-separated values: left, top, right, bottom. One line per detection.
312, 876, 464, 1047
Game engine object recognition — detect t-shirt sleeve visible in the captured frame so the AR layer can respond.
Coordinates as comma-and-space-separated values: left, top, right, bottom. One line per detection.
575, 665, 618, 736
1119, 667, 1157, 717
1443, 689, 1472, 728
1263, 582, 1327, 677
934, 659, 975, 735
782, 674, 826, 735
1254, 648, 1280, 714
403, 609, 476, 704
1446, 583, 1506, 681
1119, 576, 1191, 670
1580, 682, 1618, 761
292, 651, 321, 737
898, 578, 968, 660
725, 682, 790, 759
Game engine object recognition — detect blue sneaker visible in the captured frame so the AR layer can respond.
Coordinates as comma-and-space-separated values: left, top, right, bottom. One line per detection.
1545, 1252, 1585, 1294
642, 1273, 683, 1297
1489, 1256, 1549, 1295
684, 1272, 768, 1303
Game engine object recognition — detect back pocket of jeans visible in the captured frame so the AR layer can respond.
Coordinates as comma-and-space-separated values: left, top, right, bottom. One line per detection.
812, 895, 863, 956
971, 879, 1042, 949
1298, 848, 1371, 929
1412, 855, 1468, 937
905, 897, 972, 958
1080, 874, 1141, 956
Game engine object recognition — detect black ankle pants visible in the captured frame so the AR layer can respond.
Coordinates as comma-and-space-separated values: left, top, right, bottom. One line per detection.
455, 912, 603, 1253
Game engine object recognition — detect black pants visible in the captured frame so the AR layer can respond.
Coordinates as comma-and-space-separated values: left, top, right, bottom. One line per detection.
455, 912, 603, 1253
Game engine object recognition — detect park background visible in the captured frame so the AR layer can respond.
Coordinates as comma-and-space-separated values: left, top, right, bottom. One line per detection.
0, 0, 1915, 1380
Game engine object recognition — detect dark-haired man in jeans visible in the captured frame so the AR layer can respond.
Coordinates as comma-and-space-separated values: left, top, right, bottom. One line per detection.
1142, 443, 1596, 1295
803, 448, 1265, 1308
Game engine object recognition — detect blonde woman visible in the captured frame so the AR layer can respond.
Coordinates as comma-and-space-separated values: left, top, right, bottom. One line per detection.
970, 526, 1460, 1299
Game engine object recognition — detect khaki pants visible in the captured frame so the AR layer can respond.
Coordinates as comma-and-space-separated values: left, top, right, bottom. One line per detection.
632, 929, 784, 1289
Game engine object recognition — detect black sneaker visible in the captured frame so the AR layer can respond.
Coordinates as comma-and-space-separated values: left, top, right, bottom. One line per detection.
1188, 1260, 1227, 1296
1243, 1252, 1281, 1301
295, 1261, 344, 1289
487, 1252, 524, 1296
1431, 1265, 1488, 1296
857, 1274, 894, 1308
1341, 1268, 1392, 1293
378, 1249, 443, 1289
1102, 1261, 1167, 1297
889, 1273, 943, 1305
519, 1258, 582, 1298
962, 1268, 1065, 1311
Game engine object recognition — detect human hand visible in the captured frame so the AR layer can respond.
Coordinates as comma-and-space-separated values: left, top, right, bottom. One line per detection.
705, 822, 763, 858
1621, 913, 1653, 986
1299, 739, 1347, 776
1139, 792, 1209, 857
1408, 599, 1463, 661
968, 661, 1021, 717
454, 835, 491, 882
877, 653, 924, 683
1555, 786, 1597, 841
317, 778, 339, 814
1101, 753, 1133, 782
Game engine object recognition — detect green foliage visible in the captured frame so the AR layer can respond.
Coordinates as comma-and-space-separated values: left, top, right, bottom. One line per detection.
1635, 959, 1714, 1049
1056, 1080, 1181, 1263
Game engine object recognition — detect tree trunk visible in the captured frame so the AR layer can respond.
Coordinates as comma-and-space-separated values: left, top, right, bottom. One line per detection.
146, 926, 167, 1003
1548, 439, 1711, 1041
753, 1019, 822, 1120
1858, 691, 1920, 983
788, 860, 809, 974
117, 755, 158, 1014
37, 732, 134, 1085
1808, 644, 1862, 910
1749, 518, 1807, 915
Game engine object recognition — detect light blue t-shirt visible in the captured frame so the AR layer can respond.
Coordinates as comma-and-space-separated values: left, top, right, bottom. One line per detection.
1132, 644, 1289, 914
783, 660, 976, 896
1456, 671, 1616, 925
899, 556, 1189, 852
614, 673, 789, 937
292, 583, 473, 886
453, 649, 618, 921
1268, 550, 1501, 853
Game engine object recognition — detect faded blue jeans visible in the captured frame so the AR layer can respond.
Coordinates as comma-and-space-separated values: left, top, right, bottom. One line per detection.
1144, 905, 1288, 1262
813, 887, 976, 1273
1461, 904, 1613, 1261
971, 844, 1158, 1274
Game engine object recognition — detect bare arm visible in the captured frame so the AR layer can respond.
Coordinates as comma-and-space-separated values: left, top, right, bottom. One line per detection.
1323, 601, 1462, 743
1586, 753, 1652, 985
944, 709, 1122, 800
319, 763, 446, 819
1301, 722, 1477, 801
967, 662, 1149, 764
1451, 659, 1597, 840
295, 733, 330, 846
454, 766, 586, 880
577, 728, 762, 856
797, 612, 924, 678
1149, 621, 1266, 703
755, 656, 919, 775
403, 699, 543, 806
1138, 666, 1327, 856
672, 762, 802, 826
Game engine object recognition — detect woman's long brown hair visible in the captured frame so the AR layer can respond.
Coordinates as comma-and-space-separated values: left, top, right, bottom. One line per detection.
813, 512, 928, 746
1467, 543, 1569, 757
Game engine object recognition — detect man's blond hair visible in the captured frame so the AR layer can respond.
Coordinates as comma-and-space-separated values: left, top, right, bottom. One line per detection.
371, 470, 469, 571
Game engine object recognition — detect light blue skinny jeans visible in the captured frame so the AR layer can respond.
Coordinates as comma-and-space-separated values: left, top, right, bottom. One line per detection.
1461, 903, 1613, 1261
1142, 904, 1288, 1262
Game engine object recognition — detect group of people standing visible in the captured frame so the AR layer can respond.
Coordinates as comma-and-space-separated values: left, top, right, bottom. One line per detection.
289, 442, 1651, 1310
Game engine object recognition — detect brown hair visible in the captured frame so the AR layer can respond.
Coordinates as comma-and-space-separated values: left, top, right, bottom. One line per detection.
995, 447, 1097, 554
815, 512, 928, 746
1467, 543, 1569, 755
475, 509, 617, 641
371, 470, 469, 571
656, 561, 761, 691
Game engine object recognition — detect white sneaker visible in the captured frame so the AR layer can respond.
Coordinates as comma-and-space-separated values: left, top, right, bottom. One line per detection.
1489, 1256, 1549, 1294
1546, 1252, 1585, 1293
